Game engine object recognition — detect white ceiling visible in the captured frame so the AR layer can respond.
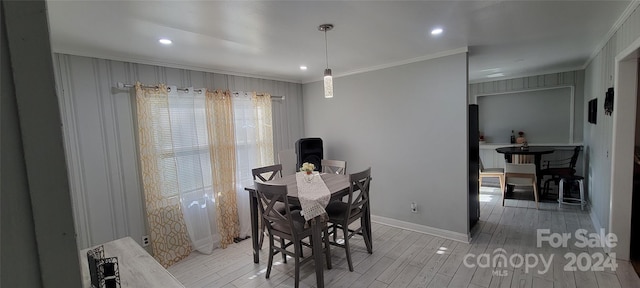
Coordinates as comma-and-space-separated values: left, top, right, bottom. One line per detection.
46, 1, 632, 84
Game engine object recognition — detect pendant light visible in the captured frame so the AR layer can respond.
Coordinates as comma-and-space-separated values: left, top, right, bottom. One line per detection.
318, 24, 334, 98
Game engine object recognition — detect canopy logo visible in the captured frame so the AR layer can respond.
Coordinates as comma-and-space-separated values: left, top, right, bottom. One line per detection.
463, 248, 553, 275
463, 229, 619, 276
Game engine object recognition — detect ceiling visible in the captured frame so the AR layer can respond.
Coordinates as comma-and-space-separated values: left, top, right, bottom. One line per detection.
46, 1, 632, 84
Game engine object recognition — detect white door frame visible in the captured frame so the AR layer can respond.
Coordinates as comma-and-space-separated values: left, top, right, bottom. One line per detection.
609, 36, 640, 260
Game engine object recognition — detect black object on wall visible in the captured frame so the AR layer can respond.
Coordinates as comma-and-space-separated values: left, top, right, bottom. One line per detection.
295, 138, 323, 171
604, 87, 614, 116
588, 98, 597, 124
469, 105, 480, 229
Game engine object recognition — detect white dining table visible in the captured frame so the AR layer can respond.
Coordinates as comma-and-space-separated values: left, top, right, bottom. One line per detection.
244, 173, 372, 288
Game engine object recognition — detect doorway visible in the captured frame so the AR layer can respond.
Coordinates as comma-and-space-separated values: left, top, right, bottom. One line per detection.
610, 36, 640, 262
631, 60, 640, 276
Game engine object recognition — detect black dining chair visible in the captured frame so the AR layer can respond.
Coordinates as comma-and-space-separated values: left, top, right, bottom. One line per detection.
325, 167, 372, 272
254, 182, 331, 288
252, 164, 286, 251
541, 146, 582, 195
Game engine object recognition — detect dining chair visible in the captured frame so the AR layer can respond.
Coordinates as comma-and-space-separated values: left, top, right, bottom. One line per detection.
252, 164, 286, 250
501, 163, 539, 209
252, 164, 283, 182
541, 146, 581, 195
325, 167, 372, 272
278, 149, 297, 176
479, 157, 505, 193
321, 159, 347, 175
254, 182, 331, 288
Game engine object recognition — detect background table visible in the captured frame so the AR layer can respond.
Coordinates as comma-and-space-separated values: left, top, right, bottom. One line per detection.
496, 146, 555, 190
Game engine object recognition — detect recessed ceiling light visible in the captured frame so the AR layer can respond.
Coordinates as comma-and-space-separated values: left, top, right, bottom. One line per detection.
487, 73, 505, 78
480, 68, 501, 73
159, 38, 173, 45
299, 65, 308, 70
431, 28, 443, 35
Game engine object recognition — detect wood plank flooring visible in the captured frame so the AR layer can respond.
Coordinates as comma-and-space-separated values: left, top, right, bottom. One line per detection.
168, 185, 640, 287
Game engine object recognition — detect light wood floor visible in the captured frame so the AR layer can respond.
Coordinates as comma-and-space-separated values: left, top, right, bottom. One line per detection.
168, 186, 640, 287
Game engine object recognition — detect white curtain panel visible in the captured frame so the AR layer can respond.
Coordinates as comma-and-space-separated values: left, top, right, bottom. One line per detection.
167, 87, 218, 254
233, 94, 257, 238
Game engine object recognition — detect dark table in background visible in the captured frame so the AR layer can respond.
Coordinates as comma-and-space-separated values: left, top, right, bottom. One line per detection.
496, 146, 555, 191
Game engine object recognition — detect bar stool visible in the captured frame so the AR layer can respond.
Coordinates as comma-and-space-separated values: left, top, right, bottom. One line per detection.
558, 175, 585, 210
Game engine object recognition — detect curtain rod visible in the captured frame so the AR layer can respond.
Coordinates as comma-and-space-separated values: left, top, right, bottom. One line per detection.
116, 82, 284, 100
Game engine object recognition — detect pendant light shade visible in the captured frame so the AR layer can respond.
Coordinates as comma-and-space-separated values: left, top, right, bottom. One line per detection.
324, 68, 333, 98
319, 24, 334, 98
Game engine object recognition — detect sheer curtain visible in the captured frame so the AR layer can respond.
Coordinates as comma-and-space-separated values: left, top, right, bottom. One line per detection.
136, 85, 273, 254
234, 92, 275, 238
135, 83, 192, 266
205, 90, 240, 248
167, 87, 217, 254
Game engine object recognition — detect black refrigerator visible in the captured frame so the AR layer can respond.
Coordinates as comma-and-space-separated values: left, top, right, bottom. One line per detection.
469, 104, 480, 229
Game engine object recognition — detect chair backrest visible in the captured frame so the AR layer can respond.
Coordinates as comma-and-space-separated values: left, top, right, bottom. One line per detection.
254, 182, 295, 235
504, 163, 536, 186
278, 149, 297, 176
505, 163, 536, 174
345, 168, 371, 219
321, 159, 347, 175
252, 164, 283, 182
569, 146, 582, 169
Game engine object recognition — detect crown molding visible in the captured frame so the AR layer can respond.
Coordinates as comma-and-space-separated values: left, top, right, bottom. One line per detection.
51, 47, 302, 84
302, 46, 469, 84
469, 66, 585, 85
582, 0, 640, 69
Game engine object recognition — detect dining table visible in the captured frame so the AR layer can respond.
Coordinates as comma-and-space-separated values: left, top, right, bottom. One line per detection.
244, 172, 372, 288
495, 146, 555, 191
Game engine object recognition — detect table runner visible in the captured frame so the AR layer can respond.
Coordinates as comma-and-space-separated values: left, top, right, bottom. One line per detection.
295, 172, 331, 221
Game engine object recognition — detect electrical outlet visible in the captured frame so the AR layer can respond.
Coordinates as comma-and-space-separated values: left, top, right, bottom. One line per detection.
410, 202, 418, 213
142, 235, 150, 247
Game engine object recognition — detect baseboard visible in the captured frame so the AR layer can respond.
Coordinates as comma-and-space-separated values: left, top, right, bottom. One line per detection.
371, 215, 471, 243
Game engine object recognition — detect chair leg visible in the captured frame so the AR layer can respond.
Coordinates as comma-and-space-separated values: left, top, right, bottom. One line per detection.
501, 175, 507, 206
532, 177, 539, 209
543, 179, 549, 196
361, 217, 372, 254
578, 179, 585, 210
343, 225, 354, 272
332, 224, 338, 242
266, 234, 274, 278
558, 179, 564, 208
498, 175, 505, 196
479, 176, 483, 189
294, 242, 301, 288
280, 238, 287, 263
259, 221, 266, 250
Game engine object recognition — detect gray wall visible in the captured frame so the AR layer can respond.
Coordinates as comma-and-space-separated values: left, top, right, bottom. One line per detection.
53, 54, 305, 249
469, 70, 585, 144
302, 53, 470, 236
2, 0, 81, 286
584, 5, 640, 232
1, 6, 42, 286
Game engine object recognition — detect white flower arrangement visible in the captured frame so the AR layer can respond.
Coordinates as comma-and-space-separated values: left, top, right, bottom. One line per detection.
300, 162, 315, 174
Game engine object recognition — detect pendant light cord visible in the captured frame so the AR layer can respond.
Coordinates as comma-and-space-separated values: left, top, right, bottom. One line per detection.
324, 30, 329, 69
